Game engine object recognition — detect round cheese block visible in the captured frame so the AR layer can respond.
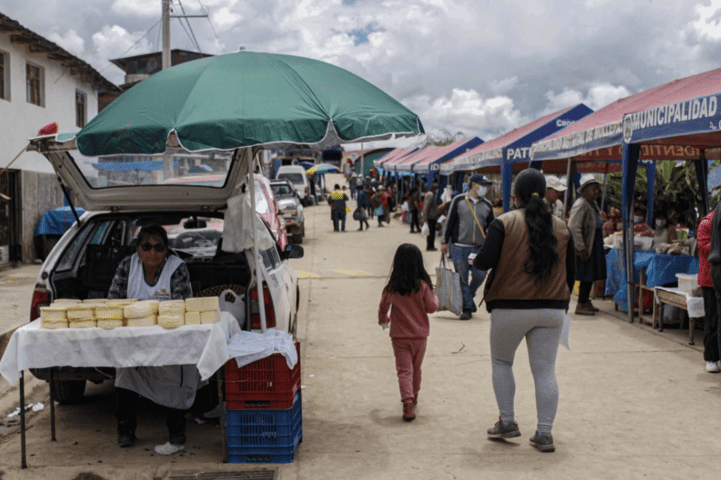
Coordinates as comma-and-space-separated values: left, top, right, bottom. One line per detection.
95, 305, 124, 320
126, 314, 157, 327
69, 319, 97, 328
97, 318, 123, 329
159, 300, 186, 316
158, 313, 184, 329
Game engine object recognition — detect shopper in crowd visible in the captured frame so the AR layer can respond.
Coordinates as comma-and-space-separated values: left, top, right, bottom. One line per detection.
473, 168, 575, 453
328, 184, 349, 232
108, 224, 195, 455
441, 174, 494, 320
378, 243, 438, 422
544, 176, 567, 219
697, 209, 719, 372
423, 180, 441, 251
568, 174, 607, 316
408, 186, 422, 233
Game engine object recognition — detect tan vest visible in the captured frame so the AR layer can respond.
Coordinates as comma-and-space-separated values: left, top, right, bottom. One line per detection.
483, 209, 571, 303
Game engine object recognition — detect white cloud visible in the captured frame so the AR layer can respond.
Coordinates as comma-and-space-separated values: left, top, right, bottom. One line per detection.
488, 77, 518, 96
690, 0, 721, 41
544, 83, 631, 113
407, 88, 525, 141
110, 0, 161, 17
47, 30, 85, 56
212, 7, 243, 31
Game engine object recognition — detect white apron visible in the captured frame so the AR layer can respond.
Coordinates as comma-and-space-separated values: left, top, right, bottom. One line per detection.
114, 253, 200, 410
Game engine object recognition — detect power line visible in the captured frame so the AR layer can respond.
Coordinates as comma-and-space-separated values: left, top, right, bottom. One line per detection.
98, 19, 162, 73
196, 0, 224, 53
176, 0, 202, 52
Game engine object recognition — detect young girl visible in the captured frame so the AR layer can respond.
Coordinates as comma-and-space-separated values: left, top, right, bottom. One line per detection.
378, 243, 438, 421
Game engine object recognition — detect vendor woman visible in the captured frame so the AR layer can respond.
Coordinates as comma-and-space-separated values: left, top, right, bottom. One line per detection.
107, 224, 195, 455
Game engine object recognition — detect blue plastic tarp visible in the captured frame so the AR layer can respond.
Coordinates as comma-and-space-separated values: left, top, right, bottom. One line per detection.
35, 206, 85, 236
605, 247, 699, 312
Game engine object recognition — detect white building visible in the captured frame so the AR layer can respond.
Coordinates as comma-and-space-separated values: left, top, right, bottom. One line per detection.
0, 12, 119, 265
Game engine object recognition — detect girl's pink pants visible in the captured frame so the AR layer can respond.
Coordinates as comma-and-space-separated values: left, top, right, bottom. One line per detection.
391, 338, 427, 402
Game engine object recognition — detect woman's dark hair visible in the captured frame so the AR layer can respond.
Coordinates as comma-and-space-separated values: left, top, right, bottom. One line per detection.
514, 169, 559, 284
385, 243, 433, 295
137, 224, 169, 247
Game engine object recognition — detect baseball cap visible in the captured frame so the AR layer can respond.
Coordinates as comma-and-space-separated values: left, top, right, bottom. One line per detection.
469, 174, 492, 185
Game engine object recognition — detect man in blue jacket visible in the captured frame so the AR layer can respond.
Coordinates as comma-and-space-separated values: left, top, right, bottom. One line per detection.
441, 174, 494, 320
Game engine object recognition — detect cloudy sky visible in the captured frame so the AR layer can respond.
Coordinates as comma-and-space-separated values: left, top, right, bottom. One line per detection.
3, 0, 721, 148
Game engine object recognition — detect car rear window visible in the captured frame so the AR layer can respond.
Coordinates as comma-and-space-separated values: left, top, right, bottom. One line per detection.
278, 173, 304, 184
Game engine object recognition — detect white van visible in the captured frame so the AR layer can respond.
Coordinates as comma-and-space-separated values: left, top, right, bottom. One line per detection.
276, 165, 311, 205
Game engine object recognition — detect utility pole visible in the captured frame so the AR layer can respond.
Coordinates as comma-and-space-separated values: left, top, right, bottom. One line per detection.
161, 0, 209, 70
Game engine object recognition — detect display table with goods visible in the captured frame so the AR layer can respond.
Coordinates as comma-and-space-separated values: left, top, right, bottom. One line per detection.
604, 247, 699, 316
0, 297, 241, 468
653, 283, 705, 345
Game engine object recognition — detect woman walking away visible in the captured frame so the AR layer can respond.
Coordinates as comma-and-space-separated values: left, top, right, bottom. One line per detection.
378, 244, 438, 422
473, 169, 576, 453
568, 174, 607, 315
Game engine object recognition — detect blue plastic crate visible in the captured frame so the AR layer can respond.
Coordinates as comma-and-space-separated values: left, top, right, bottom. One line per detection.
226, 392, 303, 463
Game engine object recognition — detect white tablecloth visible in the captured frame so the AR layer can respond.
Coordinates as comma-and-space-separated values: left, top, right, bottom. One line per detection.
655, 287, 705, 319
0, 312, 241, 386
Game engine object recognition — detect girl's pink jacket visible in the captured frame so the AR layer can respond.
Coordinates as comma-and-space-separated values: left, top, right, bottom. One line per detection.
378, 281, 438, 338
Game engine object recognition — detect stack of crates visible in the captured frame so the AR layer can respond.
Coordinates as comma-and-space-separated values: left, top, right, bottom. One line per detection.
224, 339, 302, 463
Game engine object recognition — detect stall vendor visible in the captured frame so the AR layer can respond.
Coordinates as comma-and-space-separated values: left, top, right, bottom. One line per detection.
107, 224, 196, 455
651, 210, 678, 247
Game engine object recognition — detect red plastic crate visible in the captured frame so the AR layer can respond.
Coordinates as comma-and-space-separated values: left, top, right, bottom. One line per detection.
225, 339, 301, 409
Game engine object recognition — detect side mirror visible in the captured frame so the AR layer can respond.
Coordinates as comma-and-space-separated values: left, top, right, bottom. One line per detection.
284, 244, 304, 259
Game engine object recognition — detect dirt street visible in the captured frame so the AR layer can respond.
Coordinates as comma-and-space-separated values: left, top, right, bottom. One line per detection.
0, 174, 719, 479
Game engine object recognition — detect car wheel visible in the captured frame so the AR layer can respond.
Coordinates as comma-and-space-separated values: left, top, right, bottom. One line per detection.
293, 233, 303, 244
51, 379, 86, 404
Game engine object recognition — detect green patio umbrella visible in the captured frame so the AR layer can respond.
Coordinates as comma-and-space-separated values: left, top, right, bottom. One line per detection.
77, 51, 424, 156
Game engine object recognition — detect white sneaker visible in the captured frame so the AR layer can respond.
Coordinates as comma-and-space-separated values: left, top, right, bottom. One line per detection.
154, 442, 184, 455
706, 361, 719, 373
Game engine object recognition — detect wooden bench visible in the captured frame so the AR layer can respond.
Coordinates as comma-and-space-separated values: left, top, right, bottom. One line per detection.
653, 288, 696, 345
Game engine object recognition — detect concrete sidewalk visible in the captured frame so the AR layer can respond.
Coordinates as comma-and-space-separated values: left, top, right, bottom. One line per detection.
0, 188, 719, 479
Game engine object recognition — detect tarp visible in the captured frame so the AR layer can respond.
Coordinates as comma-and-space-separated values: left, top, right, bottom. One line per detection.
410, 138, 484, 185
374, 148, 415, 172
35, 206, 86, 236
531, 69, 721, 162
450, 104, 593, 172
92, 160, 179, 171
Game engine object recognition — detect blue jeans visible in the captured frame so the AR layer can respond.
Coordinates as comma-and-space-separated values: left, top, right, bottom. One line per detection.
333, 211, 346, 231
449, 243, 487, 311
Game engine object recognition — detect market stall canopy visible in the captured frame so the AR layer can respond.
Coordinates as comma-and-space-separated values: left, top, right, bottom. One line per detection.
374, 148, 414, 171
449, 103, 592, 173
531, 69, 721, 162
410, 138, 483, 179
393, 147, 442, 173
73, 51, 424, 156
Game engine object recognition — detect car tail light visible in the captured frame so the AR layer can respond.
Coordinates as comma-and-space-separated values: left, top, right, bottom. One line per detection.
30, 288, 51, 321
304, 187, 308, 195
250, 284, 276, 329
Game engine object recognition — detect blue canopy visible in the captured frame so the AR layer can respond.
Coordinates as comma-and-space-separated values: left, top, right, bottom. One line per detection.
92, 159, 179, 171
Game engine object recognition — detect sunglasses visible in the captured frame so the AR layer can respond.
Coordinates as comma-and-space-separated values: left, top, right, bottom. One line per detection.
140, 243, 166, 252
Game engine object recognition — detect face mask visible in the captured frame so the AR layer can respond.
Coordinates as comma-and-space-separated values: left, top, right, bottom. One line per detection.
655, 220, 666, 228
633, 215, 643, 224
477, 186, 489, 197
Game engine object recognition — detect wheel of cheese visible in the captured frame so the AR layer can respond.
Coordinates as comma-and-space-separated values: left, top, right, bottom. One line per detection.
69, 319, 97, 328
96, 306, 124, 320
185, 297, 220, 312
124, 300, 159, 318
184, 311, 201, 325
105, 299, 138, 306
159, 300, 186, 315
126, 314, 157, 327
52, 298, 82, 304
66, 305, 96, 320
41, 305, 68, 321
42, 319, 69, 329
97, 318, 123, 329
158, 313, 184, 329
200, 310, 221, 324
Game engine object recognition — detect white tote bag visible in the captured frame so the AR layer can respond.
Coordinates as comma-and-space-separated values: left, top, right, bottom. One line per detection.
435, 254, 463, 316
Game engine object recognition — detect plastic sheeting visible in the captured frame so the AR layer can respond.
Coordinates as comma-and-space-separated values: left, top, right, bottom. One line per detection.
227, 329, 298, 369
605, 247, 699, 312
34, 206, 85, 236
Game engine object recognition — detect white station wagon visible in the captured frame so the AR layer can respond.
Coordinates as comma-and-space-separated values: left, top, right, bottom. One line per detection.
25, 135, 302, 404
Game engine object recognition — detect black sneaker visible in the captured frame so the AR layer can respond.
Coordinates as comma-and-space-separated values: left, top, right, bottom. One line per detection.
487, 416, 521, 439
459, 310, 472, 320
529, 431, 555, 452
118, 432, 136, 448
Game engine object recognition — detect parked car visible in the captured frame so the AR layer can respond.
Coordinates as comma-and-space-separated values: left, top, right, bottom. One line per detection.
25, 137, 303, 404
275, 165, 311, 206
253, 174, 288, 250
270, 179, 305, 244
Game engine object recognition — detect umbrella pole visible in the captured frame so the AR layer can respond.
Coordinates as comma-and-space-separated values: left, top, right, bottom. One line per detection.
248, 148, 267, 333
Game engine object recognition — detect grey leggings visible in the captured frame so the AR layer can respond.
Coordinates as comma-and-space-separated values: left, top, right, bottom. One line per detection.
490, 308, 564, 434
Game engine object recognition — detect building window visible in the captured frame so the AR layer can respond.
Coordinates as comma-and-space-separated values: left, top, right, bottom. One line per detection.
76, 90, 86, 128
26, 63, 43, 107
